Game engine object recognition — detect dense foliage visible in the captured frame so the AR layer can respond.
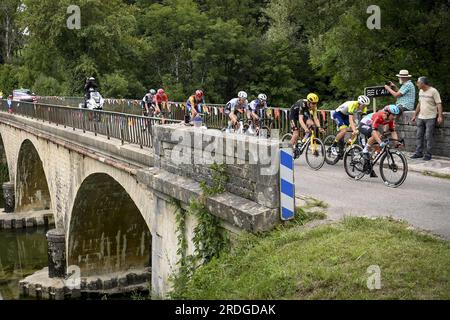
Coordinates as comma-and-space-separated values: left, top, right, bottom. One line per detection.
0, 0, 448, 108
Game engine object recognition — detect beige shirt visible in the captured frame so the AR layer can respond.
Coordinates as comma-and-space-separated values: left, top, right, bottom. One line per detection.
418, 87, 442, 119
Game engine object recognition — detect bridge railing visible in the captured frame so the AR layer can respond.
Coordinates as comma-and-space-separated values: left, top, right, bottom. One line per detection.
36, 96, 339, 137
0, 99, 181, 148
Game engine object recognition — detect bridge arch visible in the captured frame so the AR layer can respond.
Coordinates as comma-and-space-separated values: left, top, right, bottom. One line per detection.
15, 139, 52, 212
0, 132, 10, 190
67, 173, 152, 277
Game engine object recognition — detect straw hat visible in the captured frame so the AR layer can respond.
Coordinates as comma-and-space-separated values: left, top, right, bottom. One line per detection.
396, 69, 412, 78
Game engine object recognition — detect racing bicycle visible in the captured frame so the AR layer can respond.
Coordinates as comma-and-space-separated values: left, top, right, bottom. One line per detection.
343, 137, 408, 187
281, 127, 325, 170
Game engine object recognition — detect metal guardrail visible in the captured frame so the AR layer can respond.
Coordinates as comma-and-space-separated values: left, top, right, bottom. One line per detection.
36, 96, 339, 137
0, 99, 181, 148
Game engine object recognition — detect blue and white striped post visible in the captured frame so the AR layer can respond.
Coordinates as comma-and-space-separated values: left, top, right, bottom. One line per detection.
280, 148, 295, 220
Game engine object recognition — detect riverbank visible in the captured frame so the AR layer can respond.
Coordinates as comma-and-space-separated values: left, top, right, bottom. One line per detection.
0, 210, 54, 230
170, 203, 450, 299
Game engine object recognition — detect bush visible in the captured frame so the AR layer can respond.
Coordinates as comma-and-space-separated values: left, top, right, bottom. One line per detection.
126, 77, 146, 99
0, 64, 20, 95
32, 74, 64, 96
102, 72, 128, 98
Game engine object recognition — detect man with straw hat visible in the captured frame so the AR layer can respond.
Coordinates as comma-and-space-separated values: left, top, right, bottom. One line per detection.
384, 69, 416, 111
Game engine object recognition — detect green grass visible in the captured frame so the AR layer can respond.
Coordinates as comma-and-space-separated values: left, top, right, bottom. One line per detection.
171, 216, 450, 300
422, 171, 450, 180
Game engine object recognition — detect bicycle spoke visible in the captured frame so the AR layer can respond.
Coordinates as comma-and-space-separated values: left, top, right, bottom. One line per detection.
305, 138, 325, 170
323, 135, 339, 165
380, 150, 408, 187
344, 145, 366, 179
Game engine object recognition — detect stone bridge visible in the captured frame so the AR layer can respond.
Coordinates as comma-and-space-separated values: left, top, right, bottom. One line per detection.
0, 100, 281, 299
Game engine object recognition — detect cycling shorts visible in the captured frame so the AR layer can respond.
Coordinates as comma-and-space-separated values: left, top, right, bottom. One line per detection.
332, 111, 350, 130
291, 119, 300, 131
358, 122, 373, 138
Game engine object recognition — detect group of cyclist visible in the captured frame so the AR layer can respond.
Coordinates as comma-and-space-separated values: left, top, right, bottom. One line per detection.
139, 86, 404, 170
223, 91, 269, 135
141, 88, 170, 117
142, 87, 270, 134
287, 91, 404, 176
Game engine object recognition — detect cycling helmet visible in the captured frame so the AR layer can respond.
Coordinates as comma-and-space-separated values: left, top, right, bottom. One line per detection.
88, 77, 95, 81
149, 89, 156, 94
195, 90, 204, 98
157, 89, 165, 95
258, 93, 267, 101
385, 104, 401, 115
307, 93, 319, 103
357, 95, 370, 105
238, 91, 248, 99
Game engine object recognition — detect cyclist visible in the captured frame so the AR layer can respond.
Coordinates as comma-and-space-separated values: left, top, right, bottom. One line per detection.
359, 104, 403, 177
141, 89, 156, 116
247, 93, 268, 135
186, 90, 205, 121
289, 93, 324, 158
224, 91, 249, 131
330, 95, 370, 156
154, 88, 169, 116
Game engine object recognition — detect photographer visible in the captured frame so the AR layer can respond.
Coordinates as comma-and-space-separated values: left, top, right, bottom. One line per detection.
384, 69, 416, 112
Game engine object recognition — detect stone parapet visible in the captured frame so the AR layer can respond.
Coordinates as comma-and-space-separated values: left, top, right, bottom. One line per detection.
152, 124, 282, 210
397, 111, 450, 157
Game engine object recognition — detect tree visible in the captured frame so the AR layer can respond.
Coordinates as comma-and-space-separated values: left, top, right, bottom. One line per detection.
18, 0, 147, 97
0, 0, 22, 64
307, 0, 450, 105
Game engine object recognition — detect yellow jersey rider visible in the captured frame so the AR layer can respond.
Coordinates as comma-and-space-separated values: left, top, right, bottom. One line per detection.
330, 95, 370, 156
289, 93, 324, 158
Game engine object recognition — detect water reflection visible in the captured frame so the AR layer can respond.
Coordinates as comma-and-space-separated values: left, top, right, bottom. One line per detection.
0, 227, 49, 300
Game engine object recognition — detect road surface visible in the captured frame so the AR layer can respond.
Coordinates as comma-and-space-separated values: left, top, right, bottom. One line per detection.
294, 157, 450, 239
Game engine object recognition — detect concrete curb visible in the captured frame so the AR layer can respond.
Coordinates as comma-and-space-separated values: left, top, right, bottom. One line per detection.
404, 151, 450, 178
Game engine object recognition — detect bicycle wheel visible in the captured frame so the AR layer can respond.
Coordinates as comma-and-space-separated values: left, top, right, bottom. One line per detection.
343, 145, 366, 179
305, 138, 325, 170
323, 134, 340, 165
379, 150, 408, 187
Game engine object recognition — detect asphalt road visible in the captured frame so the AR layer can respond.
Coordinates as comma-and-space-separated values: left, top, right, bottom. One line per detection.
294, 157, 450, 239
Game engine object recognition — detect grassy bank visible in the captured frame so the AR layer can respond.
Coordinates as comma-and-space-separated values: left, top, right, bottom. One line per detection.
172, 213, 449, 300
422, 170, 450, 180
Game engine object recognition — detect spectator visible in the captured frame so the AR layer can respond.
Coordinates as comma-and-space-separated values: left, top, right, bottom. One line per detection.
384, 69, 416, 111
0, 90, 3, 99
7, 95, 13, 113
410, 76, 443, 161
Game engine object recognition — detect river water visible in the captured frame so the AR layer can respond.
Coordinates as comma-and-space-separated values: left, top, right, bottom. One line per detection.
0, 227, 49, 300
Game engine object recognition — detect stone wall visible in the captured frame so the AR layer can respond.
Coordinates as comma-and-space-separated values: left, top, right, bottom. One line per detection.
397, 112, 450, 157
152, 124, 281, 210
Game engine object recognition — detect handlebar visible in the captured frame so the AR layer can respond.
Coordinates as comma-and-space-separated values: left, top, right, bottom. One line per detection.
374, 138, 405, 148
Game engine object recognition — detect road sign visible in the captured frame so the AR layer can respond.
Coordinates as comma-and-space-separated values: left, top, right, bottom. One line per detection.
280, 148, 295, 220
364, 86, 391, 98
